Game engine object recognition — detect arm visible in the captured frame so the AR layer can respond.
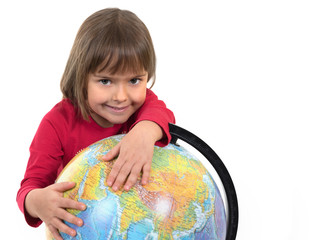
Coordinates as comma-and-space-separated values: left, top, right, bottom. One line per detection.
103, 89, 175, 191
17, 117, 64, 227
129, 89, 175, 145
17, 112, 86, 239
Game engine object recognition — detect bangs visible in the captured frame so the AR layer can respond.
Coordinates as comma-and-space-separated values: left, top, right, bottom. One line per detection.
97, 46, 147, 75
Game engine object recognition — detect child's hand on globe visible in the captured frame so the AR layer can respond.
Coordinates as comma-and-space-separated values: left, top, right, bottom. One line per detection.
25, 182, 86, 240
102, 120, 163, 192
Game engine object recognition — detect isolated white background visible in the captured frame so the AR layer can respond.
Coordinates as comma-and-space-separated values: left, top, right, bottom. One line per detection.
1, 0, 319, 239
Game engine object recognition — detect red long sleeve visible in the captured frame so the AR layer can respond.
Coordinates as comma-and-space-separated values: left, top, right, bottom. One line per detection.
16, 89, 175, 227
130, 89, 175, 146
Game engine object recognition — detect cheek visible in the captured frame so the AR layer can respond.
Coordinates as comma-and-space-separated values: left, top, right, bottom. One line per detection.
132, 89, 147, 106
131, 81, 148, 105
88, 82, 106, 97
87, 84, 103, 107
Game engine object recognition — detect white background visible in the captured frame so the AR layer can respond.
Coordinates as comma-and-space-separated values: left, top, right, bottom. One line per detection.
1, 0, 319, 239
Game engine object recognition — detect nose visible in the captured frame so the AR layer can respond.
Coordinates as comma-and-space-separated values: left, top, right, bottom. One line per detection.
112, 84, 128, 103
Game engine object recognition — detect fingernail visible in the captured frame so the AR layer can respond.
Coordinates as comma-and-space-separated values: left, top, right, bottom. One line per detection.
107, 181, 112, 186
70, 230, 76, 236
124, 185, 130, 191
113, 186, 118, 191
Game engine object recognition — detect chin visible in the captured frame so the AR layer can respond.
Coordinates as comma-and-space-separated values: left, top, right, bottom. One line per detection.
109, 117, 129, 125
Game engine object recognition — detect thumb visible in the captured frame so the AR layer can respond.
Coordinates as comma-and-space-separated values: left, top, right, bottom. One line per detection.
102, 143, 121, 161
51, 182, 76, 192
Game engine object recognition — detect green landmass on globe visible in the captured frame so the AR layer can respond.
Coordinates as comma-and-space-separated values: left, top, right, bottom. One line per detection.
46, 135, 226, 240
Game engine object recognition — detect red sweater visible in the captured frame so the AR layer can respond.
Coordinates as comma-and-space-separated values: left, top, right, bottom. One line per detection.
17, 89, 175, 227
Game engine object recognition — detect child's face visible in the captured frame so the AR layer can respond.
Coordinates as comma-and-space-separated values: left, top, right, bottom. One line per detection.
87, 69, 148, 128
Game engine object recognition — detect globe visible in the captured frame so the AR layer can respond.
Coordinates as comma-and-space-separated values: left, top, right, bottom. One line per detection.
46, 135, 226, 240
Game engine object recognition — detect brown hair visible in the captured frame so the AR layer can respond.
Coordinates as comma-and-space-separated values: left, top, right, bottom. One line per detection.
60, 8, 156, 120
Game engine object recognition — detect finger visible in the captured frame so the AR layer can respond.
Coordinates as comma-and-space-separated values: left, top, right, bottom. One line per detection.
52, 217, 77, 237
106, 156, 125, 187
51, 182, 76, 192
141, 163, 151, 185
47, 224, 64, 240
110, 162, 134, 191
102, 143, 121, 161
123, 165, 142, 191
60, 198, 86, 211
56, 208, 83, 227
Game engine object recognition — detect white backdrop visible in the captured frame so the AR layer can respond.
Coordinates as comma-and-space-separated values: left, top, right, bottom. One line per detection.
1, 0, 319, 239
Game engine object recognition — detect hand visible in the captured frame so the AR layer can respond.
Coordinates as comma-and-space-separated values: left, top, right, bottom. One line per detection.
25, 182, 86, 240
102, 121, 163, 191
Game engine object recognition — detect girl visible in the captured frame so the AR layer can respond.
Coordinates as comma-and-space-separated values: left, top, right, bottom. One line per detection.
17, 8, 175, 239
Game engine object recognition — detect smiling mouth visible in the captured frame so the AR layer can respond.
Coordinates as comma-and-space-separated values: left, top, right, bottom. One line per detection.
106, 105, 129, 113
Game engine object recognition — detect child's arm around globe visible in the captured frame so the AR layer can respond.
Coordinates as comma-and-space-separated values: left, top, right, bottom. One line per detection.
25, 182, 86, 240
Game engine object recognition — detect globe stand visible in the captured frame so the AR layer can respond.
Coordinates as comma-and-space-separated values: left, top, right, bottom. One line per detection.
169, 123, 238, 240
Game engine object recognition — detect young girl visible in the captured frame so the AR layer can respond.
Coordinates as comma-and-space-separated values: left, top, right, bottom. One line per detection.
17, 8, 175, 239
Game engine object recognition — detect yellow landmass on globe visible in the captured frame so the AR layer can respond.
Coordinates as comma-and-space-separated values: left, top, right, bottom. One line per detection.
81, 161, 107, 200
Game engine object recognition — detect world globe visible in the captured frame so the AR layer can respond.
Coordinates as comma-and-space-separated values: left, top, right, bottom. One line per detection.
46, 134, 226, 240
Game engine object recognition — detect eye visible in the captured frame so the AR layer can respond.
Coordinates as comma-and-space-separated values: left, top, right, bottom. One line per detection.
130, 78, 141, 85
99, 79, 111, 85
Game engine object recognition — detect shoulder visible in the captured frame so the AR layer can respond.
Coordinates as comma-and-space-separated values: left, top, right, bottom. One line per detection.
144, 89, 161, 104
44, 99, 77, 120
42, 98, 79, 131
30, 99, 79, 154
146, 88, 157, 98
